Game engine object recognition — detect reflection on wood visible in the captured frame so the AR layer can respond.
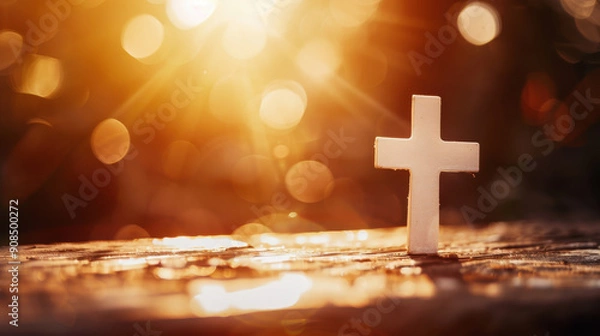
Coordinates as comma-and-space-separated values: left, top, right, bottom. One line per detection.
1, 222, 599, 335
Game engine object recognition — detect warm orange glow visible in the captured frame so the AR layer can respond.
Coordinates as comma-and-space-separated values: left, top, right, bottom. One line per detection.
296, 38, 341, 80
0, 30, 22, 71
79, 0, 107, 8
231, 155, 278, 203
346, 47, 388, 88
329, 0, 381, 27
285, 160, 335, 203
209, 74, 254, 122
121, 14, 165, 60
90, 118, 131, 165
166, 0, 217, 30
457, 2, 501, 46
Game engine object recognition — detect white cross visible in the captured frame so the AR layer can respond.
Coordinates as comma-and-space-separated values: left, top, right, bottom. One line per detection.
375, 95, 479, 254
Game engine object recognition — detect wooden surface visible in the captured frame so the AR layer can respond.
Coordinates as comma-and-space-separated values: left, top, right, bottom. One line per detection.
2, 222, 600, 335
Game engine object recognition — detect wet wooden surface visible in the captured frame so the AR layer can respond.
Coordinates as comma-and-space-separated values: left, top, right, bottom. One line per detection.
2, 222, 600, 335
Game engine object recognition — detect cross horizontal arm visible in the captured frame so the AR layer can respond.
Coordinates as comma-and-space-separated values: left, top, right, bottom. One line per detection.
375, 137, 419, 170
438, 141, 480, 172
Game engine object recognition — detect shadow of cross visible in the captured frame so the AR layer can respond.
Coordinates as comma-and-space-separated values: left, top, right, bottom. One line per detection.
375, 95, 479, 255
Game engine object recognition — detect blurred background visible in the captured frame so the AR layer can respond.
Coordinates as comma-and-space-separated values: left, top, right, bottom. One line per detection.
1, 0, 599, 244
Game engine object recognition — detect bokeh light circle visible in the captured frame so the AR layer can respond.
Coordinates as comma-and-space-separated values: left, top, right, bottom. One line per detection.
457, 2, 501, 46
114, 224, 150, 240
232, 223, 273, 238
560, 0, 596, 19
285, 160, 335, 203
273, 144, 290, 159
259, 80, 307, 130
575, 18, 600, 43
91, 118, 131, 165
121, 14, 165, 59
17, 55, 63, 98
